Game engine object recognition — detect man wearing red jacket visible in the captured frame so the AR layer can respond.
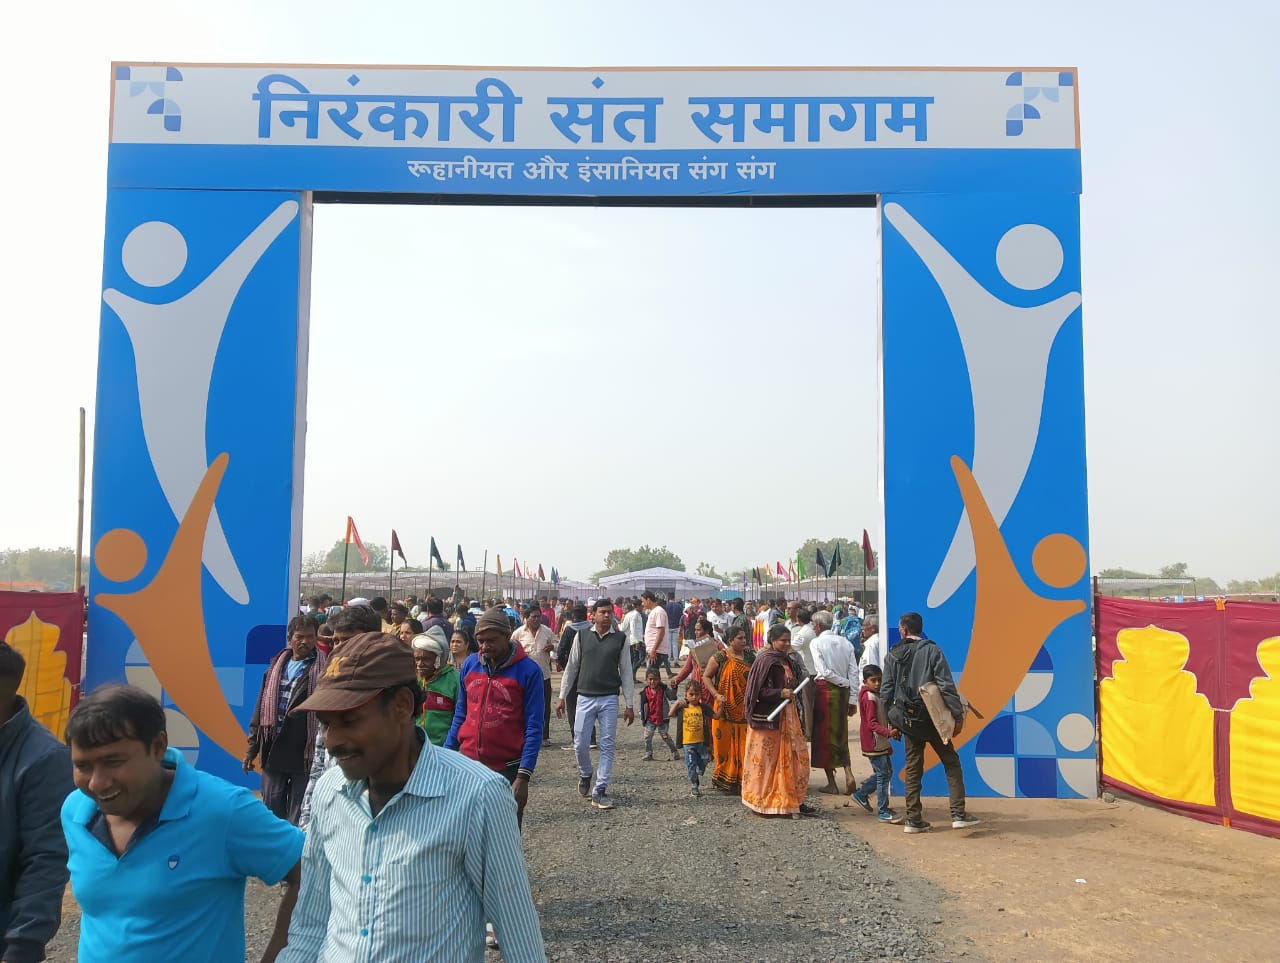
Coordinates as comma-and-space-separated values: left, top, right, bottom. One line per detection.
445, 607, 545, 827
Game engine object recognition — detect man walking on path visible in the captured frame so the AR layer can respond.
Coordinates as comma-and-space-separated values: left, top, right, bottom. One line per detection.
881, 612, 980, 834
727, 597, 751, 644
244, 614, 327, 825
63, 685, 303, 963
706, 597, 729, 640
641, 591, 674, 680
511, 606, 557, 744
417, 596, 451, 636
664, 595, 685, 662
555, 604, 592, 746
298, 604, 382, 830
1, 642, 72, 963
618, 598, 646, 683
809, 611, 858, 795
556, 600, 635, 810
284, 633, 544, 962
858, 618, 883, 671
447, 608, 545, 827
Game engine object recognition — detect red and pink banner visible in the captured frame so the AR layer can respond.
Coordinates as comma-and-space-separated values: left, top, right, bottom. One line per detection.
1096, 597, 1280, 838
0, 589, 84, 737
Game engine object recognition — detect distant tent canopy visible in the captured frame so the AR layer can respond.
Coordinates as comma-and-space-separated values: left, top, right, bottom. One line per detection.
595, 567, 723, 598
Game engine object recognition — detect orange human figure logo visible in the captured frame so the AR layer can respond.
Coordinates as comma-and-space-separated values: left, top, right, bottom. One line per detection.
918, 456, 1087, 775
93, 453, 246, 759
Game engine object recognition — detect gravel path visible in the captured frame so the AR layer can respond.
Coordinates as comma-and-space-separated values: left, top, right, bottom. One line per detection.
518, 705, 949, 963
46, 688, 953, 962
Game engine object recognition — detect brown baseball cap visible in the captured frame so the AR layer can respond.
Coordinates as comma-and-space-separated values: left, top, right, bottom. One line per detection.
293, 632, 416, 713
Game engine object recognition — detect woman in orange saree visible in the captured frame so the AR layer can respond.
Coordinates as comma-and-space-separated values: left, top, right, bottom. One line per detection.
741, 623, 815, 817
701, 625, 754, 794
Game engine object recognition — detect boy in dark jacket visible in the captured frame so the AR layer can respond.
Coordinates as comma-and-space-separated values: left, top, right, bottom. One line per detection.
850, 664, 902, 822
637, 669, 678, 761
670, 681, 713, 797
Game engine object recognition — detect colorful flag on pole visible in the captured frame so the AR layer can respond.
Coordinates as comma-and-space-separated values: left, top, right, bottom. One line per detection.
513, 559, 523, 578
795, 554, 806, 581
752, 567, 761, 584
828, 543, 842, 577
345, 517, 371, 566
775, 561, 787, 581
429, 537, 445, 570
551, 567, 560, 586
496, 555, 503, 578
815, 547, 827, 575
456, 544, 466, 572
742, 571, 748, 589
862, 529, 876, 571
537, 564, 545, 581
390, 530, 406, 564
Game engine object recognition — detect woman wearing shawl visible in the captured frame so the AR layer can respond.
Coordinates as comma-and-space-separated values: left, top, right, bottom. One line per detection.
740, 623, 816, 817
669, 617, 724, 694
701, 624, 754, 794
243, 614, 327, 825
413, 626, 460, 746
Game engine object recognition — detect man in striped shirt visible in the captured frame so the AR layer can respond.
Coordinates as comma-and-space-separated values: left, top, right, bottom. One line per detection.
281, 632, 544, 962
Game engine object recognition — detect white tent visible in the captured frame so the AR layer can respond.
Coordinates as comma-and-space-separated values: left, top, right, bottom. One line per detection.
595, 567, 723, 599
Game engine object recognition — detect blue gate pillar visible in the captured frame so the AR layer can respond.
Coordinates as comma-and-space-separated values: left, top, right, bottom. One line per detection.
879, 191, 1095, 798
88, 187, 312, 786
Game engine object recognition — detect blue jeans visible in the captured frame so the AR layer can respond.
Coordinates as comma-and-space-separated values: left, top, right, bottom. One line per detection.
575, 694, 619, 795
857, 753, 893, 814
648, 653, 673, 676
644, 721, 674, 755
684, 744, 710, 785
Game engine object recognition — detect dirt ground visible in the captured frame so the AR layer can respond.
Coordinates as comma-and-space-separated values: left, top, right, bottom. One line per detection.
42, 668, 1280, 961
829, 776, 1280, 963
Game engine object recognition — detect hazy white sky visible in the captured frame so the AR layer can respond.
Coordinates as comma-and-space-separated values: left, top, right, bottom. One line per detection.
2, 0, 1276, 583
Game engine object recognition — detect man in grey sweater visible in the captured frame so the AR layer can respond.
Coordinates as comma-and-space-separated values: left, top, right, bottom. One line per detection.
556, 600, 635, 811
0, 642, 72, 963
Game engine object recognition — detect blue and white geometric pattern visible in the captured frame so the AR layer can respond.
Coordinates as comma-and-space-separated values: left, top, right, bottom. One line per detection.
116, 65, 184, 132
970, 646, 1097, 798
1005, 70, 1074, 137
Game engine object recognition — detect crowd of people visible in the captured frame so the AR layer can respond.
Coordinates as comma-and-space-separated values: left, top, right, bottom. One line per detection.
0, 585, 980, 962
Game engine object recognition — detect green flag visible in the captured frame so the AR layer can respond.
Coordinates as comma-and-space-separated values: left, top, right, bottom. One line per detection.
795, 553, 806, 581
828, 543, 842, 577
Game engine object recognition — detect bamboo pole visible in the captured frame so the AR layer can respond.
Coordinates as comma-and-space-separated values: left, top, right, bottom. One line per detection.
74, 407, 86, 592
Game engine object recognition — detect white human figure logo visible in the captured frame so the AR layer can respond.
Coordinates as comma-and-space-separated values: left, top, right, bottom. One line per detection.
102, 200, 300, 605
883, 202, 1082, 609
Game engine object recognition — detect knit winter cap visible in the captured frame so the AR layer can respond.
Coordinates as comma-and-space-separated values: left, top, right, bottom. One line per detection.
475, 606, 513, 639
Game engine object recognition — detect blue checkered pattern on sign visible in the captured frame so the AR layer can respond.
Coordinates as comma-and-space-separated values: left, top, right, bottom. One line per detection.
119, 65, 183, 132
1004, 71, 1071, 137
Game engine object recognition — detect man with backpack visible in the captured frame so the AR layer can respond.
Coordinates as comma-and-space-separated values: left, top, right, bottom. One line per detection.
880, 612, 980, 834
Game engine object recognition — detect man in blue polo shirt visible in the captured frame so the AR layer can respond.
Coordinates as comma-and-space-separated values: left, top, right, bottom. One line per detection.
61, 684, 304, 963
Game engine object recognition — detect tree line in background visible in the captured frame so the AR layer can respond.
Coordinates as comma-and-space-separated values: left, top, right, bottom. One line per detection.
593, 537, 878, 585
3, 545, 1277, 597
0, 547, 88, 590
1097, 561, 1280, 597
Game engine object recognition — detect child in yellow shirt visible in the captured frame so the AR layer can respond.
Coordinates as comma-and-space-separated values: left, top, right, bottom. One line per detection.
670, 681, 713, 797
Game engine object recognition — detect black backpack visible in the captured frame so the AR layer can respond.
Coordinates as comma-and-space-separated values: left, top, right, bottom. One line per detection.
884, 640, 929, 735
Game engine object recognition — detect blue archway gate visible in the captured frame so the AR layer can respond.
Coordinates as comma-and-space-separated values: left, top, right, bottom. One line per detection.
92, 64, 1091, 798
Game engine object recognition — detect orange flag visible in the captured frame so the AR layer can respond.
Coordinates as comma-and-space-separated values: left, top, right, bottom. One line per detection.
345, 516, 371, 566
